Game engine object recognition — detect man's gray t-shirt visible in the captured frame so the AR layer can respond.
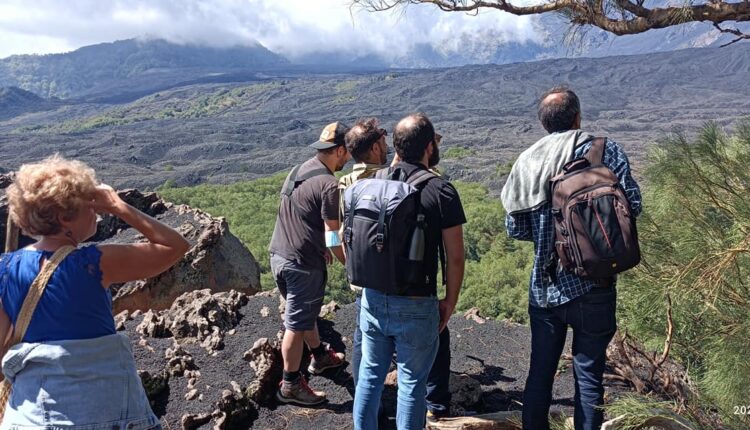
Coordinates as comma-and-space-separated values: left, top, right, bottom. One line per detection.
269, 157, 340, 270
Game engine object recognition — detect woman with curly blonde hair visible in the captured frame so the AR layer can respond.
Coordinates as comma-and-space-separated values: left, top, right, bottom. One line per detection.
0, 155, 190, 429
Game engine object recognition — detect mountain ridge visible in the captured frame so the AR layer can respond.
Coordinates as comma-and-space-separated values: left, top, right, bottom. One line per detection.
0, 38, 288, 99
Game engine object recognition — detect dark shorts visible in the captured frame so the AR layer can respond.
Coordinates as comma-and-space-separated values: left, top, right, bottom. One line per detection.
270, 253, 326, 332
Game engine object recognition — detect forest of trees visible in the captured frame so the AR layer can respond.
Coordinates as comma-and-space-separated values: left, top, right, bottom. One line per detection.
161, 121, 750, 426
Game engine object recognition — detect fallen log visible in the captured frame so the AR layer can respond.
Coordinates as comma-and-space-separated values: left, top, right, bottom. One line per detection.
425, 410, 569, 430
601, 412, 698, 430
425, 411, 522, 430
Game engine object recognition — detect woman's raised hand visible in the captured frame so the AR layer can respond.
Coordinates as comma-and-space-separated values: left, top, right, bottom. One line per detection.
90, 184, 125, 215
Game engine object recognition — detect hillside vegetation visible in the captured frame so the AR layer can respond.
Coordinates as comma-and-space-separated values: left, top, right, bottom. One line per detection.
160, 176, 533, 322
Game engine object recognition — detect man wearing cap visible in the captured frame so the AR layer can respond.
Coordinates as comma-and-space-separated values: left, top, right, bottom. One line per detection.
269, 122, 351, 406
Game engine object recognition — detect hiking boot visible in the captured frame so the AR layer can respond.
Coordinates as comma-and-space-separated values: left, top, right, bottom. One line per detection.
276, 376, 326, 406
307, 344, 345, 374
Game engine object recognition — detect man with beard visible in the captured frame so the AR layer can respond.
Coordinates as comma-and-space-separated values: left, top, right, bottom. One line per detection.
269, 122, 351, 406
353, 113, 466, 429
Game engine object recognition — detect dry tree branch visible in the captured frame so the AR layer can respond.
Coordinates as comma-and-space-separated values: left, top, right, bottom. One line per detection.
714, 22, 750, 47
353, 0, 750, 37
657, 292, 674, 367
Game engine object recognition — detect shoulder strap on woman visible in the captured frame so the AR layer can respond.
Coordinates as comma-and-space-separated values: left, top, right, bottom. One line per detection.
10, 245, 76, 345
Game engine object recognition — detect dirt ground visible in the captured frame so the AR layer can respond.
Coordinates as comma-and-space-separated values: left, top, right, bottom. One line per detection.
126, 291, 624, 429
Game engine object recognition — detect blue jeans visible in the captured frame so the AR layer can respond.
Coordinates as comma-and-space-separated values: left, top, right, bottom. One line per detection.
352, 296, 449, 416
353, 289, 439, 430
426, 326, 451, 415
522, 287, 617, 430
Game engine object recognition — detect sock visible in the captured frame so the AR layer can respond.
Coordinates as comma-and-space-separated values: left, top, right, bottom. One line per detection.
282, 370, 300, 383
311, 343, 327, 358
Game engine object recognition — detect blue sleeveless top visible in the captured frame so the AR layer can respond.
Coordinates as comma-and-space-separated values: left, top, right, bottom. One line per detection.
0, 245, 116, 342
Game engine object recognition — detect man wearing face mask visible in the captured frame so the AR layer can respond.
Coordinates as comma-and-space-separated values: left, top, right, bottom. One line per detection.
269, 122, 351, 406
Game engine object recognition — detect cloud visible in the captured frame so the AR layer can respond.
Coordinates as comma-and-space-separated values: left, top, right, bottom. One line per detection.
0, 0, 542, 60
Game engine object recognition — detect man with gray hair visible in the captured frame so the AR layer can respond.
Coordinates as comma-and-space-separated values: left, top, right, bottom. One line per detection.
501, 87, 642, 430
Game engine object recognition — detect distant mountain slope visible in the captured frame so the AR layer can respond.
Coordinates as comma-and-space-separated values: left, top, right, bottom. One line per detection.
1, 44, 748, 190
0, 39, 288, 99
0, 86, 58, 120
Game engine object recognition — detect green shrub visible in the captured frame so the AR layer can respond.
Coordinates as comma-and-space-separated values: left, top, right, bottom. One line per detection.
443, 146, 475, 159
621, 121, 750, 427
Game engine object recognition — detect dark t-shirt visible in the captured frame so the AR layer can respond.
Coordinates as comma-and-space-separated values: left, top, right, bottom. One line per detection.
391, 162, 467, 296
269, 157, 340, 270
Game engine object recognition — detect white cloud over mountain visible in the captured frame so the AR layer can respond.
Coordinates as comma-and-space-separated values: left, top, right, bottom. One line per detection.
0, 0, 542, 59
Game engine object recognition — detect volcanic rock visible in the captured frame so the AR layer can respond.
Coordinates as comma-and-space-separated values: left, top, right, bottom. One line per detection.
243, 338, 282, 405
464, 307, 486, 324
139, 369, 170, 408
136, 289, 248, 353
165, 344, 197, 377
107, 190, 260, 312
211, 389, 256, 430
319, 300, 339, 318
181, 413, 212, 430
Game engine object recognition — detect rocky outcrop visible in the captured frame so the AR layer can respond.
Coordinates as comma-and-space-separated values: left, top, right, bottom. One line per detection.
107, 190, 260, 312
136, 289, 249, 352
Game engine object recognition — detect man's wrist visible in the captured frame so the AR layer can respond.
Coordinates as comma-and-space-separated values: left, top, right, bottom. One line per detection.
441, 296, 458, 307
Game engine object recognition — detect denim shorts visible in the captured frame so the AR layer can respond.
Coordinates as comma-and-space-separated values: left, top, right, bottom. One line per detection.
270, 254, 326, 332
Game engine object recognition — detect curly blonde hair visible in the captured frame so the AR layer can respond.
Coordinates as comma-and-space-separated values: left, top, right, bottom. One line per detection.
6, 155, 98, 236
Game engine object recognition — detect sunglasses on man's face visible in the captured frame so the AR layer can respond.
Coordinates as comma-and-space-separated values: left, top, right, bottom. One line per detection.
434, 133, 442, 145
378, 128, 388, 137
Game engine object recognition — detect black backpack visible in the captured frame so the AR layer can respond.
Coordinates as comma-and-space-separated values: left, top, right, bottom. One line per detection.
342, 168, 438, 294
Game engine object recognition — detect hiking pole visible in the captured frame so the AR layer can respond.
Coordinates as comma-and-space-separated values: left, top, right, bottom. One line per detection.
4, 216, 18, 253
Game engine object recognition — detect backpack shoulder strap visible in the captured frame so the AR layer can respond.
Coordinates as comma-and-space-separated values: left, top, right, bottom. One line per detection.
584, 137, 607, 166
282, 165, 330, 197
406, 169, 437, 189
296, 168, 330, 182
282, 164, 302, 197
375, 167, 393, 180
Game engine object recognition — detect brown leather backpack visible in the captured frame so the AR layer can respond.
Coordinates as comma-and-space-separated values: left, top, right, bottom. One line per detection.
549, 138, 640, 279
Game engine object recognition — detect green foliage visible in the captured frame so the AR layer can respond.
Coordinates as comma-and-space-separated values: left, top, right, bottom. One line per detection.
335, 80, 359, 92
622, 120, 750, 427
26, 83, 278, 133
496, 160, 515, 177
605, 395, 702, 429
160, 174, 532, 321
442, 146, 475, 160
